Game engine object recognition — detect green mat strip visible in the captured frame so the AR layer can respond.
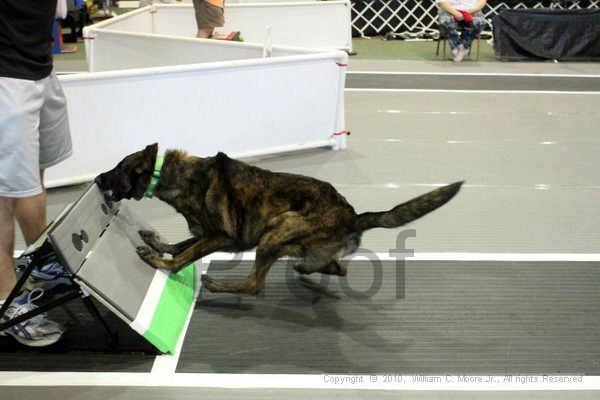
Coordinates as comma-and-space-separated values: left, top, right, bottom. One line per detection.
142, 264, 196, 354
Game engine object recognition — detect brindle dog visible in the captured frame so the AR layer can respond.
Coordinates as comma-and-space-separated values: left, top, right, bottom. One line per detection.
95, 143, 463, 295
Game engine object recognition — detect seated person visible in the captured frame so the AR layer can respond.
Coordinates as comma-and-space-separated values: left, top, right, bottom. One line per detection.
436, 0, 487, 62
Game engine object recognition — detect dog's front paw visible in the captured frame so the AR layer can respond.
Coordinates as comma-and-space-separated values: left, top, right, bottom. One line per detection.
139, 230, 167, 256
139, 229, 160, 247
136, 245, 153, 257
136, 245, 160, 268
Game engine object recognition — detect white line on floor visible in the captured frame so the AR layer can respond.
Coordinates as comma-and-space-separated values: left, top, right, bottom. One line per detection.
347, 71, 600, 78
345, 88, 600, 95
203, 252, 600, 262
13, 251, 600, 262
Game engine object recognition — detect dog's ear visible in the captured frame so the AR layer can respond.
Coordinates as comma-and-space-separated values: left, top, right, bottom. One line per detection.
144, 143, 158, 164
134, 143, 158, 174
145, 143, 158, 155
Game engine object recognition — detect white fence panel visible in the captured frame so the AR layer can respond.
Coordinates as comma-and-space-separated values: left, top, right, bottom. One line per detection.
47, 53, 347, 188
95, 3, 352, 51
86, 30, 313, 72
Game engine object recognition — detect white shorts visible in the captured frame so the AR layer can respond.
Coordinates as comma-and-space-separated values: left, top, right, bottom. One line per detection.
0, 72, 73, 198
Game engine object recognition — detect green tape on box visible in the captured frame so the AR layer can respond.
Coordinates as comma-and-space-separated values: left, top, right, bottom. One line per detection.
142, 264, 196, 354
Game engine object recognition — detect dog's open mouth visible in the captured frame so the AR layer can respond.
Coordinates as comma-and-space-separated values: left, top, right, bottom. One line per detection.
98, 188, 120, 203
110, 189, 121, 201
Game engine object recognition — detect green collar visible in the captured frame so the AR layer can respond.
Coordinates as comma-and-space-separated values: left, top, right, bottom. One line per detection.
145, 155, 164, 198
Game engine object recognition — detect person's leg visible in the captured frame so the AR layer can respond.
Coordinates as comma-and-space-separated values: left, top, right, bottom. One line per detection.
460, 13, 486, 51
193, 0, 223, 39
438, 11, 461, 52
14, 171, 46, 247
196, 28, 214, 39
0, 174, 46, 300
0, 197, 17, 300
470, 13, 487, 50
23, 73, 73, 292
0, 76, 44, 300
1, 170, 47, 300
0, 74, 67, 346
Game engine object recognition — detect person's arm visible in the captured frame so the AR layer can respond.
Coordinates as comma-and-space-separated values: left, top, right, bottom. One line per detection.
438, 1, 464, 20
468, 0, 487, 13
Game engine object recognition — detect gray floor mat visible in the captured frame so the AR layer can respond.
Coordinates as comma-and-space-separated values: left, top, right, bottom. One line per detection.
177, 260, 600, 374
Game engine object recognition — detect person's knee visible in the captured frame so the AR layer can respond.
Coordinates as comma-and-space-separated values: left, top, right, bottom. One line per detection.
441, 21, 458, 31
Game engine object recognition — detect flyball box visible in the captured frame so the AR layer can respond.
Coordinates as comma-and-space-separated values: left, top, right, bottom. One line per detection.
47, 183, 196, 354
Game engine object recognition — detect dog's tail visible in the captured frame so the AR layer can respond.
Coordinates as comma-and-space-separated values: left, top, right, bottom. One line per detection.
353, 181, 464, 232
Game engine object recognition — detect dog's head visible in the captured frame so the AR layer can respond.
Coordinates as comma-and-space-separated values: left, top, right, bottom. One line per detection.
95, 143, 158, 201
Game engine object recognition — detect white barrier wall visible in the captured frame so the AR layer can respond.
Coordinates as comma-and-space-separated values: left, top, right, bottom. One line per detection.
90, 2, 353, 51
47, 51, 347, 188
85, 29, 321, 72
95, 7, 153, 34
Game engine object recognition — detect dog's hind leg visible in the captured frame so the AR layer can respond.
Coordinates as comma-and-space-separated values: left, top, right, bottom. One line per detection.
136, 234, 232, 273
293, 236, 356, 277
294, 260, 347, 277
139, 230, 198, 256
201, 213, 312, 295
201, 248, 279, 295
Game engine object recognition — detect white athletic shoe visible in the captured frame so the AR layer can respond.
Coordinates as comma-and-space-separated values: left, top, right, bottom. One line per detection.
0, 289, 65, 347
25, 262, 71, 292
453, 45, 468, 62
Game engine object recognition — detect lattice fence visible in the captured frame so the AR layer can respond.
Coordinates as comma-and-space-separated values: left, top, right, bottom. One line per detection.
352, 0, 600, 38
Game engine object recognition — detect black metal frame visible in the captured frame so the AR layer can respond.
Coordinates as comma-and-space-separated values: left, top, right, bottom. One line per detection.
0, 239, 119, 348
